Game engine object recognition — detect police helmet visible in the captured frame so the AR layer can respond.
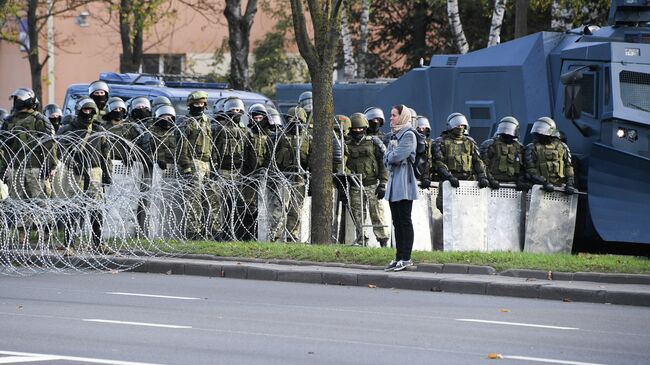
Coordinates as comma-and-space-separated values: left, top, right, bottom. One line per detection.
130, 96, 151, 112
186, 90, 208, 106
298, 91, 312, 113
408, 108, 418, 124
155, 105, 176, 119
267, 107, 283, 126
531, 117, 556, 136
107, 97, 127, 113
446, 112, 469, 130
286, 106, 307, 124
335, 114, 351, 134
349, 113, 369, 129
496, 116, 519, 137
248, 103, 267, 116
152, 96, 172, 108
43, 104, 63, 119
88, 80, 109, 96
75, 97, 98, 115
364, 107, 384, 126
9, 87, 37, 110
416, 116, 430, 130
223, 97, 245, 113
0, 108, 7, 121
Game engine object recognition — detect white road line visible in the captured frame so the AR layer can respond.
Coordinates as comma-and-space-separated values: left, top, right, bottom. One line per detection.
0, 351, 163, 365
503, 355, 606, 365
82, 319, 192, 329
456, 319, 579, 330
0, 355, 59, 363
106, 292, 200, 300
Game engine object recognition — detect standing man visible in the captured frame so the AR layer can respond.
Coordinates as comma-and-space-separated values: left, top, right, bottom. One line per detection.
525, 117, 577, 194
176, 91, 212, 239
298, 91, 313, 129
269, 106, 311, 242
88, 80, 110, 121
57, 98, 112, 254
345, 113, 390, 247
364, 107, 386, 142
433, 112, 489, 211
480, 116, 528, 190
415, 115, 433, 189
43, 104, 63, 133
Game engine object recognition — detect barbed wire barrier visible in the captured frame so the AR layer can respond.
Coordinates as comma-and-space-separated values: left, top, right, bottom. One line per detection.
0, 112, 358, 276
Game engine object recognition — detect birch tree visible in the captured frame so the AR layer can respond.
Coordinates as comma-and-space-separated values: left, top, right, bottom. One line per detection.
289, 0, 343, 244
551, 0, 573, 31
357, 0, 369, 78
339, 3, 357, 79
487, 0, 507, 47
447, 0, 468, 54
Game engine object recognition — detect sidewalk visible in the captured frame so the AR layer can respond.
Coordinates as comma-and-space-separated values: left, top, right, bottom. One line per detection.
112, 254, 650, 307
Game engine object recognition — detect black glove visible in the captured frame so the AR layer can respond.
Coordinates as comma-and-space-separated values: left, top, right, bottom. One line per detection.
542, 183, 555, 192
375, 184, 386, 199
478, 177, 489, 189
563, 184, 578, 195
515, 181, 531, 191
181, 171, 197, 181
420, 179, 431, 189
102, 172, 112, 185
448, 176, 460, 188
156, 160, 167, 170
488, 178, 500, 189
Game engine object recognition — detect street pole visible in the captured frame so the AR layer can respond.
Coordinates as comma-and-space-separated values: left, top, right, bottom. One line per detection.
47, 0, 55, 104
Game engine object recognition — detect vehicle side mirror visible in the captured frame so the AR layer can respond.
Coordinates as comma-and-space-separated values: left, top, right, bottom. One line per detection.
564, 83, 582, 120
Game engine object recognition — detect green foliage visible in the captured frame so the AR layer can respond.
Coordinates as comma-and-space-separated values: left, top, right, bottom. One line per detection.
162, 240, 650, 274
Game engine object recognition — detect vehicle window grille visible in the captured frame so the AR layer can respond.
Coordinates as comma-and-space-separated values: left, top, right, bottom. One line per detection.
620, 70, 650, 112
446, 57, 458, 66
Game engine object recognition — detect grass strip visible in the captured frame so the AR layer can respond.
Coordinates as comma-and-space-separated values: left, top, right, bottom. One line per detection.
159, 240, 650, 274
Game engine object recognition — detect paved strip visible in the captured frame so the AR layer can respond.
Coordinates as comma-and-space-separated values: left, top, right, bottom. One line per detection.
0, 351, 163, 365
456, 319, 579, 330
0, 355, 59, 363
82, 319, 192, 329
106, 292, 201, 300
503, 355, 606, 365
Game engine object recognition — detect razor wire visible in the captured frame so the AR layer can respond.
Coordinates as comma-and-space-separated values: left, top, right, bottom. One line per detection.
1, 111, 373, 275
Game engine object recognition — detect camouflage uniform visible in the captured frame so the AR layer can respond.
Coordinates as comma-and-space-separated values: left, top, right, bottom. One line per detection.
525, 138, 575, 187
480, 136, 526, 185
345, 119, 389, 246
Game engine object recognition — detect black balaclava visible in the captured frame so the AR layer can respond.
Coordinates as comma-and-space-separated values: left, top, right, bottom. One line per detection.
77, 110, 95, 126
106, 109, 126, 123
189, 105, 205, 117
49, 116, 61, 132
91, 94, 109, 110
131, 108, 151, 121
155, 116, 174, 130
418, 128, 430, 138
499, 134, 515, 143
350, 129, 365, 142
368, 120, 380, 134
536, 134, 553, 145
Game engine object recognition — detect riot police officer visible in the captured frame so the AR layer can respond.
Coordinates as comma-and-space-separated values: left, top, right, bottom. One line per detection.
524, 117, 577, 194
480, 116, 528, 190
43, 104, 63, 133
149, 105, 178, 171
364, 107, 385, 141
57, 98, 112, 254
176, 91, 213, 239
415, 115, 433, 189
88, 80, 110, 119
433, 112, 489, 210
151, 96, 173, 117
345, 113, 390, 247
128, 96, 152, 125
298, 91, 313, 128
269, 106, 312, 242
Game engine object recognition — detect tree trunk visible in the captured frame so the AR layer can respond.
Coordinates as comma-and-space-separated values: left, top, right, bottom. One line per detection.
487, 0, 507, 47
357, 0, 369, 78
447, 0, 469, 54
340, 5, 356, 80
224, 0, 258, 90
119, 0, 136, 72
514, 0, 528, 38
412, 0, 427, 67
27, 0, 43, 102
551, 0, 573, 32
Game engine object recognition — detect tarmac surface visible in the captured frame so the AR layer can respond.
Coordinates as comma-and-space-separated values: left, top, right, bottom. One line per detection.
111, 254, 650, 307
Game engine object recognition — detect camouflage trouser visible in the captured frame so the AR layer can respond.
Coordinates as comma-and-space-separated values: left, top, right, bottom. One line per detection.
64, 167, 104, 247
184, 160, 211, 239
7, 166, 52, 233
349, 183, 390, 245
269, 174, 306, 242
239, 171, 265, 241
136, 168, 152, 234
206, 168, 241, 241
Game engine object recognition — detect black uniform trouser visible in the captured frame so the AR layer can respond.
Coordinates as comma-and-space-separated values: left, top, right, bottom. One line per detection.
389, 199, 414, 261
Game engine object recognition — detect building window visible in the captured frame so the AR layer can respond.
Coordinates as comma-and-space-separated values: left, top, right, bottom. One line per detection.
141, 54, 184, 74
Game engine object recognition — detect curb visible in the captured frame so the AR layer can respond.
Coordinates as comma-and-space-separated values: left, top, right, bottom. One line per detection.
115, 256, 650, 307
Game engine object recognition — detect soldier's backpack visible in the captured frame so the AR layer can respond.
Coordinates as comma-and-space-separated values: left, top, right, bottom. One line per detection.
398, 128, 427, 179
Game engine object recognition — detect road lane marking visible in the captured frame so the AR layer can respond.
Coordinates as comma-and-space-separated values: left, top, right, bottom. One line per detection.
106, 292, 200, 300
0, 350, 163, 365
502, 355, 606, 365
82, 319, 192, 329
456, 319, 579, 330
0, 355, 59, 363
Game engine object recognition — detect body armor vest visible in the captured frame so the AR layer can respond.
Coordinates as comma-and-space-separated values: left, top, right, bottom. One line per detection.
346, 136, 379, 185
442, 137, 473, 174
489, 139, 522, 181
151, 127, 177, 165
190, 115, 212, 162
249, 132, 269, 168
213, 125, 245, 169
276, 132, 310, 171
3, 111, 50, 168
533, 140, 566, 185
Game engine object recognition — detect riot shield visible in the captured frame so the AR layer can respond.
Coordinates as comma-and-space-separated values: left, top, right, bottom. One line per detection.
442, 180, 488, 251
103, 160, 141, 239
487, 184, 524, 251
524, 185, 578, 253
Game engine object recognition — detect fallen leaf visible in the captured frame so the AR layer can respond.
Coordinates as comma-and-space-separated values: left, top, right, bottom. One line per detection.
547, 271, 553, 280
525, 277, 536, 282
165, 270, 172, 275
499, 308, 510, 313
17, 305, 23, 310
487, 353, 503, 359
563, 298, 573, 303
368, 284, 377, 288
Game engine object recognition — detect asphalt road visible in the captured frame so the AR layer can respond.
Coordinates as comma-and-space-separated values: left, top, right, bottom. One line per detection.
0, 272, 649, 365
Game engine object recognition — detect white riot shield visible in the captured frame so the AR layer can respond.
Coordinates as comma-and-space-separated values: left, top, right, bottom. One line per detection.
300, 196, 311, 243
442, 180, 488, 251
103, 161, 141, 239
427, 185, 443, 251
147, 165, 184, 238
487, 185, 524, 251
410, 189, 433, 251
524, 185, 578, 253
256, 174, 269, 241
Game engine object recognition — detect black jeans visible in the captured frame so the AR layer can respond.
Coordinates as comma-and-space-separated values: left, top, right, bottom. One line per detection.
389, 199, 414, 261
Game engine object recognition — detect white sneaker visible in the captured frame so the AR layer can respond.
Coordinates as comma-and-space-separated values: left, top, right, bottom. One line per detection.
384, 260, 398, 271
393, 260, 413, 272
